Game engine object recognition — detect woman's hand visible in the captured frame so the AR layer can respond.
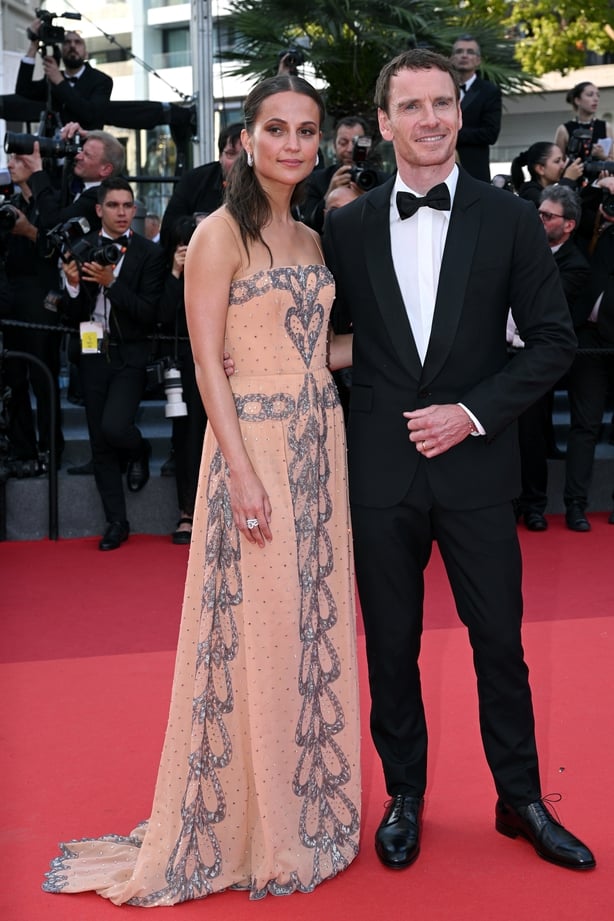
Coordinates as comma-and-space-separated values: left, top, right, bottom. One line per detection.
562, 157, 584, 182
229, 468, 272, 547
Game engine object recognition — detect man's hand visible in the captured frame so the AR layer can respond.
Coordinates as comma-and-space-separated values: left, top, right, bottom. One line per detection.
11, 209, 37, 243
42, 55, 63, 85
19, 141, 43, 175
79, 261, 116, 288
60, 122, 87, 142
403, 404, 477, 458
62, 259, 80, 287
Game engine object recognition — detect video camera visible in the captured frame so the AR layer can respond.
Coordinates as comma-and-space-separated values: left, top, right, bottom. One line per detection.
4, 131, 82, 159
47, 217, 123, 266
566, 127, 614, 181
350, 136, 379, 191
28, 8, 82, 54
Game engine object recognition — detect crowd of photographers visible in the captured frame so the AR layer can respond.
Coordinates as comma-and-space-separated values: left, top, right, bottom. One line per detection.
0, 20, 612, 543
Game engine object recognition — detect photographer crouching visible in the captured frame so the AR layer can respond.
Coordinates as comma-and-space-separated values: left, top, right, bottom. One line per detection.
0, 152, 64, 474
59, 178, 166, 550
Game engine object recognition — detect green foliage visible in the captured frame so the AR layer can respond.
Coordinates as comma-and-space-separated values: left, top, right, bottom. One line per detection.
220, 0, 535, 122
466, 0, 614, 76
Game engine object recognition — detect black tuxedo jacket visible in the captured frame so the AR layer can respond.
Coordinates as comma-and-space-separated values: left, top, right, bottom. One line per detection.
457, 77, 502, 182
61, 231, 166, 345
552, 238, 590, 326
324, 170, 576, 511
30, 172, 101, 233
14, 61, 113, 129
160, 161, 225, 246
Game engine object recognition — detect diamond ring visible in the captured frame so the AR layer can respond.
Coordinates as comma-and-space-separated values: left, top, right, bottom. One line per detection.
246, 518, 259, 529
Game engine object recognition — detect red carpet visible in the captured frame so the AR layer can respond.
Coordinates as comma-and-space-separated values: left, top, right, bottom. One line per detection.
1, 517, 612, 920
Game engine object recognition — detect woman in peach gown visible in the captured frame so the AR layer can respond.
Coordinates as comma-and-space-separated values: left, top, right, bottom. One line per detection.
43, 75, 361, 906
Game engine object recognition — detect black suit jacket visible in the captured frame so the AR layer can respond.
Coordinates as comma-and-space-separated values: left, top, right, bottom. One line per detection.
552, 238, 591, 327
14, 61, 113, 130
61, 231, 166, 346
30, 172, 101, 234
457, 77, 502, 182
160, 161, 225, 246
324, 170, 576, 511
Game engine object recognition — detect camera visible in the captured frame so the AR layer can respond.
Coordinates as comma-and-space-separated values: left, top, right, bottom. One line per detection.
4, 132, 81, 159
349, 136, 379, 191
278, 45, 306, 70
602, 191, 614, 219
0, 204, 19, 234
566, 127, 614, 181
28, 8, 82, 51
47, 217, 123, 266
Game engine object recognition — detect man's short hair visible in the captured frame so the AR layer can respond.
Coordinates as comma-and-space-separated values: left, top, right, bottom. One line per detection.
217, 123, 243, 156
374, 49, 460, 113
335, 116, 369, 136
540, 185, 581, 226
97, 176, 134, 204
452, 34, 481, 54
85, 131, 126, 176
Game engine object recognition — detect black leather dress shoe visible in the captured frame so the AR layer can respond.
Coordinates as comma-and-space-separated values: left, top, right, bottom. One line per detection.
126, 440, 151, 492
524, 511, 548, 531
375, 794, 423, 869
495, 799, 595, 870
99, 520, 130, 551
565, 503, 591, 532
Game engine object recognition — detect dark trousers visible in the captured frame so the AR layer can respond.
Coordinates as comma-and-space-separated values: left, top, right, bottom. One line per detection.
564, 325, 614, 509
351, 463, 541, 807
517, 392, 549, 514
79, 343, 147, 523
170, 348, 207, 516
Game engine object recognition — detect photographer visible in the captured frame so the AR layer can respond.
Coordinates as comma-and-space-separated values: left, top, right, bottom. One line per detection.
563, 176, 614, 531
60, 177, 166, 550
9, 124, 126, 233
302, 116, 388, 233
0, 18, 112, 131
1, 150, 63, 472
158, 216, 207, 545
554, 82, 614, 165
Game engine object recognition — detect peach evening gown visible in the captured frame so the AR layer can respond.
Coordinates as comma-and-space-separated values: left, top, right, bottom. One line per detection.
43, 263, 361, 905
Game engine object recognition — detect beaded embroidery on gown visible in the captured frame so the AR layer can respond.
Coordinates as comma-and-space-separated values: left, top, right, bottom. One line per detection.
43, 264, 361, 905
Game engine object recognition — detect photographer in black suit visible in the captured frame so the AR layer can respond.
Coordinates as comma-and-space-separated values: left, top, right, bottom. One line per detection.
0, 22, 112, 130
451, 35, 501, 182
60, 178, 166, 550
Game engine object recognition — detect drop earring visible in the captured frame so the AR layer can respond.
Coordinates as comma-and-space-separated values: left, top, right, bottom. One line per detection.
315, 153, 319, 167
247, 151, 254, 167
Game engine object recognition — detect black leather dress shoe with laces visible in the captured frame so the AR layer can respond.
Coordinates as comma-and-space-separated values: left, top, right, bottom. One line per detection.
375, 794, 423, 869
524, 511, 548, 531
565, 503, 591, 532
126, 440, 152, 492
495, 799, 596, 870
99, 520, 130, 551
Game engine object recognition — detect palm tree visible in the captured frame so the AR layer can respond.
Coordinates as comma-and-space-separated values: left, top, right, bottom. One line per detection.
220, 0, 536, 123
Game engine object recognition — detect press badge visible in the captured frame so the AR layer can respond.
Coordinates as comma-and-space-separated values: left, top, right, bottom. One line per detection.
80, 321, 104, 354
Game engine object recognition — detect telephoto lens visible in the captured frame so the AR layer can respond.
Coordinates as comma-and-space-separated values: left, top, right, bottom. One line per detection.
163, 366, 187, 418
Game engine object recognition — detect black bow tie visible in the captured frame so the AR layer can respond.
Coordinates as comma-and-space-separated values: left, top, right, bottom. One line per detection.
459, 83, 467, 93
112, 235, 130, 246
396, 184, 451, 220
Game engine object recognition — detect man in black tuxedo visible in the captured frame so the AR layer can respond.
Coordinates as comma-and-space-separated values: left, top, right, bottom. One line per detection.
17, 125, 126, 233
324, 49, 595, 872
513, 185, 590, 531
60, 178, 166, 550
0, 24, 112, 130
564, 177, 614, 531
451, 35, 501, 182
160, 123, 243, 245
